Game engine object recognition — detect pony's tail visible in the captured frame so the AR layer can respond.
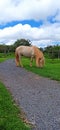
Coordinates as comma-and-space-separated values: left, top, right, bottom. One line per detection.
15, 50, 19, 66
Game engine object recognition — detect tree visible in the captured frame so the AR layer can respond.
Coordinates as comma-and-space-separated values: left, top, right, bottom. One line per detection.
14, 39, 31, 49
44, 45, 60, 59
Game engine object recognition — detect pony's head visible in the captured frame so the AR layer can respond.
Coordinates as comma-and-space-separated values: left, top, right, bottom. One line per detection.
38, 57, 45, 68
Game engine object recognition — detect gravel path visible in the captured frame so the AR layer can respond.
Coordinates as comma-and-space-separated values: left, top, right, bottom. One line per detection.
0, 59, 60, 130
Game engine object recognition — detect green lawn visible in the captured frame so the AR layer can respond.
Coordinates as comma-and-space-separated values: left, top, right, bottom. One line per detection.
0, 82, 30, 130
22, 57, 60, 81
0, 53, 14, 62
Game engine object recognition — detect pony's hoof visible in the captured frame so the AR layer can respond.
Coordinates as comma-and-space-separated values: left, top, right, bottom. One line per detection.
16, 65, 19, 67
30, 64, 32, 67
20, 65, 23, 68
15, 62, 19, 67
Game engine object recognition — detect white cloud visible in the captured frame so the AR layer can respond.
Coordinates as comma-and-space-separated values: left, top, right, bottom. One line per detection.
0, 0, 60, 47
0, 0, 60, 24
0, 23, 60, 47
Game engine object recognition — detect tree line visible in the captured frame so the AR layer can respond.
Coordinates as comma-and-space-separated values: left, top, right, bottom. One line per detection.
44, 45, 60, 59
0, 39, 31, 53
0, 39, 60, 59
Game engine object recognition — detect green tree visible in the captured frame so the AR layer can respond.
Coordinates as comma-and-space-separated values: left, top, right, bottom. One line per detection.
14, 39, 31, 49
44, 45, 60, 59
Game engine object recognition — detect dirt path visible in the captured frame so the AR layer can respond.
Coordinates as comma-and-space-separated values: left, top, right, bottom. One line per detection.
0, 59, 60, 130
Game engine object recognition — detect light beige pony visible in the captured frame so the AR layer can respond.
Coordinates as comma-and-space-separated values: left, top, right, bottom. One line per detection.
15, 45, 45, 67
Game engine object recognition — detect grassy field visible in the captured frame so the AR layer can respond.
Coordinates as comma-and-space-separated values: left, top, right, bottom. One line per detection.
0, 82, 30, 130
0, 53, 14, 62
22, 57, 60, 81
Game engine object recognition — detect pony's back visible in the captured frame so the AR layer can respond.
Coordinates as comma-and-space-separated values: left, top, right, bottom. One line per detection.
15, 45, 35, 57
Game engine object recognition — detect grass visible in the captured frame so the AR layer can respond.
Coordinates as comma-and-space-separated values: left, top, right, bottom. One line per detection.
0, 82, 30, 130
0, 53, 14, 62
22, 57, 60, 81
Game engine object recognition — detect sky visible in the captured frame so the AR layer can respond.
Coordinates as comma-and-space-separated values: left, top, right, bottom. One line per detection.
0, 0, 60, 48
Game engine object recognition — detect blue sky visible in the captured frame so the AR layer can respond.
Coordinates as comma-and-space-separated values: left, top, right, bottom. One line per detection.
0, 0, 60, 48
0, 20, 43, 29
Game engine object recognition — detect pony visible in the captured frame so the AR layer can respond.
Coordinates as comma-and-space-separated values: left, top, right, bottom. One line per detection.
15, 45, 45, 68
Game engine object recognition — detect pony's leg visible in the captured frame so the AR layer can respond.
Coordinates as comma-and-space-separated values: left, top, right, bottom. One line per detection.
19, 55, 23, 67
15, 58, 19, 66
15, 52, 19, 66
30, 56, 33, 67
